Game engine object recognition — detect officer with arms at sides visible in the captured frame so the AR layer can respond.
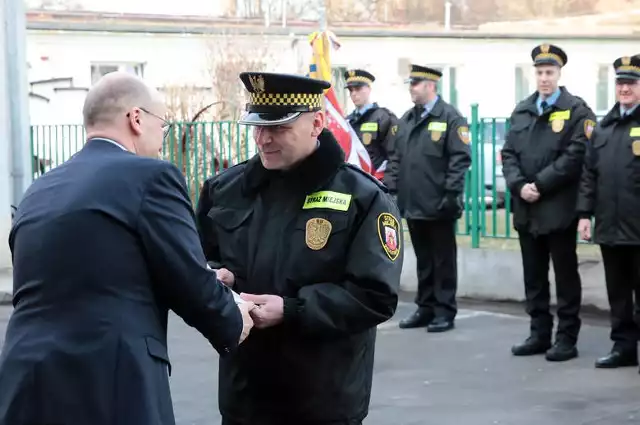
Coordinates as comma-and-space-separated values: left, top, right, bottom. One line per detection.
385, 64, 471, 333
577, 54, 640, 371
0, 72, 254, 425
501, 44, 596, 362
344, 68, 399, 180
195, 72, 403, 425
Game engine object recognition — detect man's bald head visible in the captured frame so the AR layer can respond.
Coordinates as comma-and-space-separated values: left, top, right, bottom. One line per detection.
83, 72, 156, 128
83, 72, 168, 158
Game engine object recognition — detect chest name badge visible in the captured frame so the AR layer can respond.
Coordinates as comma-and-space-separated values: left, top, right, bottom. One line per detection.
360, 122, 378, 145
632, 140, 640, 156
377, 212, 401, 261
303, 191, 352, 212
305, 218, 332, 250
428, 121, 447, 141
549, 110, 571, 133
360, 122, 378, 132
630, 127, 640, 137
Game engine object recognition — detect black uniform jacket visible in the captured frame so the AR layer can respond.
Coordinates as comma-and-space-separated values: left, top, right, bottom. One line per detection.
195, 130, 403, 425
501, 87, 596, 235
347, 103, 399, 172
384, 97, 471, 220
577, 104, 640, 245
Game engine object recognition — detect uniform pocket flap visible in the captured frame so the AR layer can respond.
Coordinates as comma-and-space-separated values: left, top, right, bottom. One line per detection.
207, 206, 253, 230
146, 336, 171, 375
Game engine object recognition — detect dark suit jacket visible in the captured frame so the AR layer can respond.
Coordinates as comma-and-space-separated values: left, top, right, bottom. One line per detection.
0, 138, 243, 425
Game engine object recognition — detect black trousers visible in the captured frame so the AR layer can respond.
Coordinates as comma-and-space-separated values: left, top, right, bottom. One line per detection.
600, 245, 640, 352
517, 225, 582, 343
407, 219, 457, 320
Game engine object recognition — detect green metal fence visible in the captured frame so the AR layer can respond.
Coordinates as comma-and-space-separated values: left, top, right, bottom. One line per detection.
28, 104, 585, 248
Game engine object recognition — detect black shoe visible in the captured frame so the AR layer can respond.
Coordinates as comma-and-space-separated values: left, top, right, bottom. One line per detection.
399, 308, 433, 329
545, 341, 578, 362
511, 336, 552, 356
595, 350, 638, 368
426, 318, 454, 333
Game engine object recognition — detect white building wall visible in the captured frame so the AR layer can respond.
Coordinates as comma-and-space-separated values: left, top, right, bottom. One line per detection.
26, 29, 640, 125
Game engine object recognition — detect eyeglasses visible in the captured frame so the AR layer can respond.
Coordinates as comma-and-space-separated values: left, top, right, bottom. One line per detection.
128, 107, 172, 139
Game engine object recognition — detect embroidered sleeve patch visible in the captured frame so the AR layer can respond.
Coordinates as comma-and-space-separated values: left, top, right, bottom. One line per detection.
377, 212, 401, 261
391, 125, 398, 136
584, 119, 596, 140
457, 126, 471, 145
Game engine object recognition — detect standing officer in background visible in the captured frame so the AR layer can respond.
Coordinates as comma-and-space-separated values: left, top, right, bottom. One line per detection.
196, 72, 403, 425
344, 68, 399, 180
577, 54, 640, 370
501, 44, 596, 362
385, 64, 471, 333
0, 72, 252, 425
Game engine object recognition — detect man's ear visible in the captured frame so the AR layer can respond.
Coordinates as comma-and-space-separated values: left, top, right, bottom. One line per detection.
127, 108, 143, 135
311, 111, 325, 138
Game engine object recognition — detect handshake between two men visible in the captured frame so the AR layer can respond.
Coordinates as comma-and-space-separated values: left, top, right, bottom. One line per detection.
215, 267, 285, 345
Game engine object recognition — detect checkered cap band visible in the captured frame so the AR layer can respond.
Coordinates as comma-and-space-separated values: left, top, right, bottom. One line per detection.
410, 71, 441, 81
346, 76, 373, 84
248, 92, 323, 109
535, 53, 564, 66
617, 65, 640, 74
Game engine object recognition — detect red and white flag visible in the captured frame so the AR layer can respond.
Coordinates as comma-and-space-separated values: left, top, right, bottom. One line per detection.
308, 31, 373, 175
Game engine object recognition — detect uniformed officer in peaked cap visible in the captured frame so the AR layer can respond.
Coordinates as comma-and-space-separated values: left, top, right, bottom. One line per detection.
577, 54, 640, 372
385, 63, 471, 333
502, 44, 596, 362
196, 71, 403, 425
344, 68, 399, 181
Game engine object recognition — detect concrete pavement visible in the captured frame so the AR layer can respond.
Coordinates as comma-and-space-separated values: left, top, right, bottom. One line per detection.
1, 300, 636, 425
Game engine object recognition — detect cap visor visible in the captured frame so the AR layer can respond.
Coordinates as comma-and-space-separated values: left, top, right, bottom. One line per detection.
238, 111, 303, 126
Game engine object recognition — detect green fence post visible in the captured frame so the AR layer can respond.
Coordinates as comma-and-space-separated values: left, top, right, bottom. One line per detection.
470, 103, 481, 249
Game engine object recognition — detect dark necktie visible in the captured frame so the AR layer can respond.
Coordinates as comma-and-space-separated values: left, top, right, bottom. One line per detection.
540, 101, 549, 114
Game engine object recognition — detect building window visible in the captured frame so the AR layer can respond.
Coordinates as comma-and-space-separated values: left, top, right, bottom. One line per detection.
515, 65, 532, 104
331, 66, 348, 112
596, 64, 611, 113
90, 62, 145, 85
448, 67, 458, 108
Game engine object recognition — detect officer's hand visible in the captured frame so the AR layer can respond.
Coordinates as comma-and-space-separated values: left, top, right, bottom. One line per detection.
237, 301, 256, 344
578, 218, 592, 241
239, 293, 284, 329
216, 268, 235, 287
520, 184, 540, 203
